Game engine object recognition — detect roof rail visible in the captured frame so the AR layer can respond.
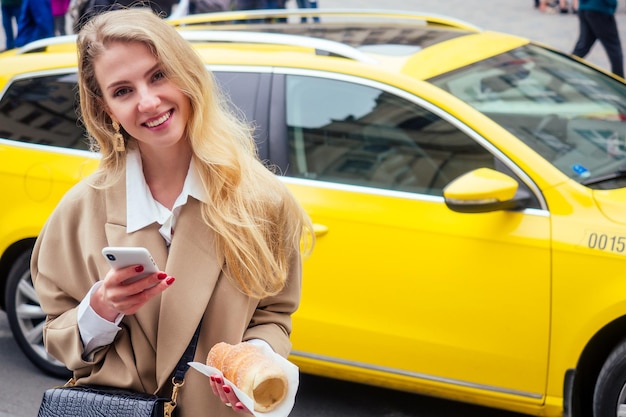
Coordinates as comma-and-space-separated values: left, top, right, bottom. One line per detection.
178, 30, 378, 63
13, 29, 376, 64
168, 8, 482, 32
15, 35, 78, 55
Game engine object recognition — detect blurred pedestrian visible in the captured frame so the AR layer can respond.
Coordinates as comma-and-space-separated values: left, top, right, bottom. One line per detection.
558, 0, 578, 12
1, 0, 23, 50
88, 0, 176, 17
51, 0, 70, 35
234, 0, 287, 23
68, 0, 90, 32
275, 0, 286, 22
572, 0, 624, 77
538, 0, 558, 12
73, 0, 175, 32
14, 0, 53, 47
234, 0, 264, 10
188, 0, 230, 14
295, 0, 318, 22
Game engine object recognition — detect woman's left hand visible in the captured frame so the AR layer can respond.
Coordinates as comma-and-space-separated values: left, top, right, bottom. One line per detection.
209, 374, 253, 414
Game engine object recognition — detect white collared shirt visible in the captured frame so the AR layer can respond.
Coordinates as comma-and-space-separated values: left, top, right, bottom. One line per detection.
126, 148, 207, 245
78, 149, 207, 356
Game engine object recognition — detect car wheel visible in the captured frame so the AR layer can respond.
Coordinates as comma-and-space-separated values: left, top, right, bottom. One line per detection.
5, 249, 70, 378
593, 339, 626, 416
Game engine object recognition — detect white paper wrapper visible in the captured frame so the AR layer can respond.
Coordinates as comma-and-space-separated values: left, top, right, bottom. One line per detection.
188, 343, 299, 417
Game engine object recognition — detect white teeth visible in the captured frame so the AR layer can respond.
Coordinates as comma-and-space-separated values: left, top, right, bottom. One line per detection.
145, 111, 171, 128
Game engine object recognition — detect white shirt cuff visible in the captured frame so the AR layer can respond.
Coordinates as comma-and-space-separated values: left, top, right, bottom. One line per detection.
77, 281, 124, 357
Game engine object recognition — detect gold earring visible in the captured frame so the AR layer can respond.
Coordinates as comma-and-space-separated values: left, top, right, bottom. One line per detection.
112, 120, 125, 152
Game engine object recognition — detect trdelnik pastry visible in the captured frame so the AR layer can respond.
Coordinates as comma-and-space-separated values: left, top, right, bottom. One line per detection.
207, 342, 289, 412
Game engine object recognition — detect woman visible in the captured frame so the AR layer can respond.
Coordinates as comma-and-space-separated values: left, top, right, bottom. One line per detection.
31, 8, 313, 417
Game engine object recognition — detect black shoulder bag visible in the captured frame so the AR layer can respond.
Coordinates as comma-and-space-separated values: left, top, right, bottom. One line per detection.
37, 323, 202, 417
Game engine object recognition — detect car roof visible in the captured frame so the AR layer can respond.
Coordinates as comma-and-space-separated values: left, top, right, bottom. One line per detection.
0, 9, 531, 82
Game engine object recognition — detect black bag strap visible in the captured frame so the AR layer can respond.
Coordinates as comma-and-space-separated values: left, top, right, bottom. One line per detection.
165, 321, 202, 417
173, 321, 202, 384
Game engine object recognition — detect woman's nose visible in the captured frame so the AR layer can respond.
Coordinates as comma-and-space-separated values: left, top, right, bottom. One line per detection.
137, 89, 160, 112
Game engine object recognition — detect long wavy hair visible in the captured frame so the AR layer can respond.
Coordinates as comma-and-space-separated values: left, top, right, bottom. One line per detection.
77, 8, 313, 298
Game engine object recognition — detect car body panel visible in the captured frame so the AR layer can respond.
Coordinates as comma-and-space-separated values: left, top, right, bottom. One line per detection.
0, 141, 98, 256
593, 188, 626, 224
545, 180, 626, 395
287, 178, 551, 392
403, 32, 531, 81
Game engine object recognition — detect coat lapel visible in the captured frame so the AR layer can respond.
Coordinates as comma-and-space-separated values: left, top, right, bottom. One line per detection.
155, 197, 222, 388
103, 176, 170, 353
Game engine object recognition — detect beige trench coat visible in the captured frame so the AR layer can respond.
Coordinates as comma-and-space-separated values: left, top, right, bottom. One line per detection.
31, 172, 302, 417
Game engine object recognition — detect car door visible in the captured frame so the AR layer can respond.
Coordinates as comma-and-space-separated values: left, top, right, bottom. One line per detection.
269, 71, 552, 404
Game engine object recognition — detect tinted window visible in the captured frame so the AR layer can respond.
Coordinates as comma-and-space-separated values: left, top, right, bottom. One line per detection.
285, 75, 495, 196
0, 71, 264, 155
214, 71, 261, 124
0, 73, 88, 151
213, 71, 270, 159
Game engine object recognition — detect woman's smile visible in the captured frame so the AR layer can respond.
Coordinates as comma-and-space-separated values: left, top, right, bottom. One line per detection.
144, 110, 173, 129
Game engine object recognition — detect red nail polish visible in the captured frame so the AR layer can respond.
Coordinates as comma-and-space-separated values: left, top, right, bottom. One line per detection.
135, 265, 144, 273
214, 376, 223, 385
235, 403, 244, 410
157, 272, 167, 280
166, 277, 175, 285
222, 385, 231, 394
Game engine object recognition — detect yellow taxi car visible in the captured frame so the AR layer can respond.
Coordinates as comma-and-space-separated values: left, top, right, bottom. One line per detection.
2, 9, 626, 417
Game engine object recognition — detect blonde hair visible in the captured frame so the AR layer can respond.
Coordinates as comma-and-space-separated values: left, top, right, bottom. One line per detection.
77, 9, 313, 298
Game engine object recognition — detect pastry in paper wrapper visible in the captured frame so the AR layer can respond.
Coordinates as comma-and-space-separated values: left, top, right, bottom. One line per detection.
207, 342, 288, 412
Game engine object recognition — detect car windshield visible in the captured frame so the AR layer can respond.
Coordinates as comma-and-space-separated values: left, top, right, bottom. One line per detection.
429, 44, 626, 189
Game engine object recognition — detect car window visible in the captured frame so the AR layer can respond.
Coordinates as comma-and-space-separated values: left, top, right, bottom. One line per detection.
429, 44, 626, 188
285, 75, 495, 196
214, 71, 262, 125
213, 70, 271, 160
0, 70, 265, 155
0, 73, 89, 151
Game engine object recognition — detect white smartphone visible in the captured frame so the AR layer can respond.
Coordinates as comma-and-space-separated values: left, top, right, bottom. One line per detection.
102, 247, 159, 285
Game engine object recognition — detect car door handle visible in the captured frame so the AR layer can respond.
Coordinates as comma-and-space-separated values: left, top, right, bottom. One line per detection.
313, 224, 329, 237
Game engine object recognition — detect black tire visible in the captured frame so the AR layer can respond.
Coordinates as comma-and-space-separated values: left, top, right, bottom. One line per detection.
593, 339, 626, 416
5, 249, 71, 378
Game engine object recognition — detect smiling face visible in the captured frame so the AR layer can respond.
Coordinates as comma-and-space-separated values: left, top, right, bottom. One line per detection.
94, 41, 192, 155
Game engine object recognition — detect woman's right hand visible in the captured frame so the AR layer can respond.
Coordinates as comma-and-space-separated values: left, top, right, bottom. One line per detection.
209, 374, 253, 414
90, 265, 175, 321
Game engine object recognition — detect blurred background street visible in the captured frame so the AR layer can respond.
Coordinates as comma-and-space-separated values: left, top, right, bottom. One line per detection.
2, 0, 626, 73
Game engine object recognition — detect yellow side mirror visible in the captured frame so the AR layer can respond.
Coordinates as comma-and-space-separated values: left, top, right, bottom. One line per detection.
444, 168, 524, 213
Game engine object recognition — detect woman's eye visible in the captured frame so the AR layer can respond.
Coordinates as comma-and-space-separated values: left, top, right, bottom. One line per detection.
153, 71, 166, 81
113, 87, 130, 97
